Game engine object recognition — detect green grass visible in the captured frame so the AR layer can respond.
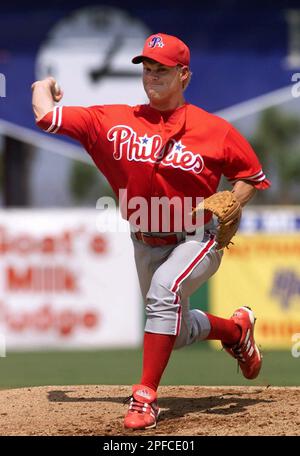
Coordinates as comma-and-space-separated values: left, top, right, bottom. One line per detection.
0, 345, 298, 389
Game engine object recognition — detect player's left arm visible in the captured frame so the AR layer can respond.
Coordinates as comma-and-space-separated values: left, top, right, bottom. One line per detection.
222, 125, 271, 194
231, 180, 256, 207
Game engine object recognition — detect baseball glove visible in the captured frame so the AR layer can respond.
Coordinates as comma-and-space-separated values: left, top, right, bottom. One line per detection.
192, 190, 242, 249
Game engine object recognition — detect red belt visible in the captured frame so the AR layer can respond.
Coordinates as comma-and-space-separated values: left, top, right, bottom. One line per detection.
134, 231, 195, 247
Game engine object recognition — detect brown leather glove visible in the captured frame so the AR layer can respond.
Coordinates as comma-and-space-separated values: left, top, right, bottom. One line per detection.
193, 190, 242, 249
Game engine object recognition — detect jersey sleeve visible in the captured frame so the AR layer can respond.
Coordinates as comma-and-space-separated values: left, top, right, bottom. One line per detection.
36, 105, 102, 152
222, 125, 271, 190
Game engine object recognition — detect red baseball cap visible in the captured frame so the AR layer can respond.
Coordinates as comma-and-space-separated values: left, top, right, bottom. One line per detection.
132, 33, 190, 67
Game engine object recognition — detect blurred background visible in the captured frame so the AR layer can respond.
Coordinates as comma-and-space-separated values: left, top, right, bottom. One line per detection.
0, 0, 299, 388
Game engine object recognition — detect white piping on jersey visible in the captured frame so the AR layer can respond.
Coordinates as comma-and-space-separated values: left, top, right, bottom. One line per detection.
45, 106, 62, 134
228, 169, 266, 183
45, 108, 57, 133
52, 106, 63, 134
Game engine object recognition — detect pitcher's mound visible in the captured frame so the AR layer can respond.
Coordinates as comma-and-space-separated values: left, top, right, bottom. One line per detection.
0, 385, 299, 436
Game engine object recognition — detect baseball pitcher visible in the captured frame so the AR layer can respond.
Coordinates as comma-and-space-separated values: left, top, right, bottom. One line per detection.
32, 33, 270, 430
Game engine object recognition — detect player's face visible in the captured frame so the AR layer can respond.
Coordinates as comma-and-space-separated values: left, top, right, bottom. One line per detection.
142, 60, 184, 104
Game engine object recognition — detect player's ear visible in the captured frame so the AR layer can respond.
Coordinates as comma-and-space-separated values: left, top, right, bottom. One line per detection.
179, 66, 191, 90
180, 66, 189, 80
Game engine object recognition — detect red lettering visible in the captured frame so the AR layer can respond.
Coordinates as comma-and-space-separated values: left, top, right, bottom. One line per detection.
181, 151, 195, 167
13, 235, 35, 255
106, 125, 205, 174
0, 227, 76, 256
128, 134, 141, 160
6, 314, 29, 331
0, 301, 100, 336
34, 305, 53, 331
7, 267, 33, 290
193, 156, 204, 173
58, 310, 78, 336
6, 266, 78, 292
62, 269, 77, 291
90, 236, 107, 254
150, 136, 163, 161
161, 146, 204, 174
107, 126, 132, 159
258, 321, 300, 338
83, 312, 98, 328
161, 148, 176, 164
41, 237, 55, 253
60, 231, 73, 253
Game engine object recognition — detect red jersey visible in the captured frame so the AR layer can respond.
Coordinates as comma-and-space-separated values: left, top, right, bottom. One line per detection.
37, 102, 270, 231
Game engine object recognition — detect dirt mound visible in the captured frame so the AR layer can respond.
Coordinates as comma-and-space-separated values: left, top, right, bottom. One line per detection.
0, 385, 299, 436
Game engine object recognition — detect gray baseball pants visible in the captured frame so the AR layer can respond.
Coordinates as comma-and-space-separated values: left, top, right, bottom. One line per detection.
130, 226, 223, 349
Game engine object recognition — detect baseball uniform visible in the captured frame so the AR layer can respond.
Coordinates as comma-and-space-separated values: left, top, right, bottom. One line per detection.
37, 103, 270, 342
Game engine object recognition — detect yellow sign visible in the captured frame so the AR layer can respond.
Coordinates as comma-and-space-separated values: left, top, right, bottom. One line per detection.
210, 234, 300, 349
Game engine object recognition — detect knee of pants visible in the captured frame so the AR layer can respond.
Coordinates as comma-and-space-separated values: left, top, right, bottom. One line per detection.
145, 281, 179, 318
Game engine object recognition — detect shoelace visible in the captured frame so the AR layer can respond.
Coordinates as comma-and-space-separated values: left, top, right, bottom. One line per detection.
232, 346, 246, 362
231, 326, 253, 362
228, 345, 247, 375
228, 345, 244, 373
123, 396, 150, 414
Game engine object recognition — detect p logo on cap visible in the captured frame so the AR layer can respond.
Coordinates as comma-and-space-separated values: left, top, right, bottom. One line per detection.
132, 33, 190, 67
148, 36, 164, 48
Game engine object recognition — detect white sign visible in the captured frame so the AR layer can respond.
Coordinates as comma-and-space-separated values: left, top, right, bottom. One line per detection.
0, 209, 142, 350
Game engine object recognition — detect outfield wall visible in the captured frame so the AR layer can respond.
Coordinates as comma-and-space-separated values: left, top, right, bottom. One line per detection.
0, 207, 299, 351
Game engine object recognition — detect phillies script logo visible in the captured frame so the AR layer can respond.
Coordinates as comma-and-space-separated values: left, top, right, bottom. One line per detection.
107, 125, 204, 174
148, 36, 164, 48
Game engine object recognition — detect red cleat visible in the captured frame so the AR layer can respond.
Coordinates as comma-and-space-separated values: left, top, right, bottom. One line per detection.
222, 306, 262, 380
124, 384, 160, 430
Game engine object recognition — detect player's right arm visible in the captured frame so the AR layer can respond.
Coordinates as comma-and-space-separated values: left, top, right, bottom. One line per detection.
32, 77, 63, 122
31, 77, 102, 151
